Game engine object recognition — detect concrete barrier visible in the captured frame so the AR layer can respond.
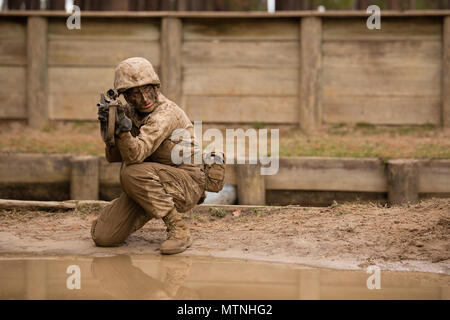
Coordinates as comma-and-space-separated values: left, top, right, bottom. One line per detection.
1, 153, 450, 206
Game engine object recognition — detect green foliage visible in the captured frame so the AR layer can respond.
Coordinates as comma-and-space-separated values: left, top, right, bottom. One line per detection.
250, 122, 266, 129
355, 122, 376, 131
209, 207, 226, 218
42, 124, 58, 133
252, 208, 261, 216
330, 200, 339, 208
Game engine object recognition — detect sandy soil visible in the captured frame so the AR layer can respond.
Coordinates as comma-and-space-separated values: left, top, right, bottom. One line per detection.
0, 198, 448, 274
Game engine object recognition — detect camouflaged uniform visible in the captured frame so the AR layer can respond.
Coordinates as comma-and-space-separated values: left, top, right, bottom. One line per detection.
91, 59, 205, 248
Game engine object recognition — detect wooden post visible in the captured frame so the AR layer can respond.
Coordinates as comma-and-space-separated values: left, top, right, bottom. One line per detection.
70, 156, 99, 200
177, 0, 187, 11
161, 17, 182, 105
387, 160, 419, 206
443, 16, 450, 127
27, 16, 48, 129
299, 17, 322, 133
236, 163, 265, 205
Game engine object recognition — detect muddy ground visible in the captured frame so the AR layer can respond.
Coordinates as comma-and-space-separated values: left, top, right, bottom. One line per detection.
0, 198, 448, 274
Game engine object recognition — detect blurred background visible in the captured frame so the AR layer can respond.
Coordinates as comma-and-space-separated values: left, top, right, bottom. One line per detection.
0, 0, 449, 205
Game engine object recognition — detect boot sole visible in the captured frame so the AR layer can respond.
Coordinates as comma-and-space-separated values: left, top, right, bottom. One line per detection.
160, 238, 193, 255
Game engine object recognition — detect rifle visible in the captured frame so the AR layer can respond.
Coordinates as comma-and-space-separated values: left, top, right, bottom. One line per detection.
96, 89, 124, 147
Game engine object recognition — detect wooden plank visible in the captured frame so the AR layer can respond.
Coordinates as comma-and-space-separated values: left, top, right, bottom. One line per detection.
224, 164, 236, 185
0, 20, 26, 66
0, 19, 26, 39
2, 10, 450, 18
48, 18, 160, 41
161, 17, 182, 104
418, 160, 450, 193
323, 18, 442, 41
48, 67, 115, 120
236, 164, 265, 205
0, 154, 71, 184
48, 66, 125, 92
27, 16, 48, 129
265, 157, 387, 192
48, 39, 160, 67
323, 96, 441, 125
444, 16, 450, 127
323, 41, 442, 68
183, 19, 299, 41
0, 39, 26, 66
99, 158, 121, 185
299, 17, 322, 133
186, 96, 298, 123
50, 93, 103, 120
322, 66, 441, 97
182, 41, 299, 68
183, 67, 298, 96
0, 66, 27, 119
1, 155, 450, 194
0, 199, 75, 211
70, 156, 99, 200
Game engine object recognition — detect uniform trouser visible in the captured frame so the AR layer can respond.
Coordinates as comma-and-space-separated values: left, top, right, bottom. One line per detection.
91, 161, 205, 247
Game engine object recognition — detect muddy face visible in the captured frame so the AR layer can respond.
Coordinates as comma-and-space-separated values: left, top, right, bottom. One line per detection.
122, 84, 158, 114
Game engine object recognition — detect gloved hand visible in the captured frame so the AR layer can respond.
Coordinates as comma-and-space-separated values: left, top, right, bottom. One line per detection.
115, 108, 132, 136
97, 106, 108, 122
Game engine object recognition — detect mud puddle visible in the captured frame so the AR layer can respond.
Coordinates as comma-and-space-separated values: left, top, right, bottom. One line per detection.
0, 253, 448, 300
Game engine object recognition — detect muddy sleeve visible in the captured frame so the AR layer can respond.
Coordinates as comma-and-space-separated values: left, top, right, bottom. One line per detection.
105, 143, 123, 163
116, 112, 176, 165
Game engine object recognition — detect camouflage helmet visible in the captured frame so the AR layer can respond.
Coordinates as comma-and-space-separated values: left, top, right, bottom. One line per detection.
114, 57, 160, 92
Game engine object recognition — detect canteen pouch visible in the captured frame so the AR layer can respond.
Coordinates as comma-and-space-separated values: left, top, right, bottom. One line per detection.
203, 152, 226, 193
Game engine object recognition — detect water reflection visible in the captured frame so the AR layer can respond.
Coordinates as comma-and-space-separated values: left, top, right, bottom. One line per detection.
91, 255, 198, 299
0, 254, 448, 300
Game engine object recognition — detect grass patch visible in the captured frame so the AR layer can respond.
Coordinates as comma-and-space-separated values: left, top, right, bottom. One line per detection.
0, 122, 448, 159
209, 207, 226, 218
355, 122, 376, 131
250, 122, 266, 129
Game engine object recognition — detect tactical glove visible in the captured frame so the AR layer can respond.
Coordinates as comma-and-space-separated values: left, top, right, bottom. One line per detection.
115, 108, 132, 136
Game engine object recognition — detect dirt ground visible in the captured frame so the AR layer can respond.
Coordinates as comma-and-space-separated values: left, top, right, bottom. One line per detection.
0, 198, 448, 274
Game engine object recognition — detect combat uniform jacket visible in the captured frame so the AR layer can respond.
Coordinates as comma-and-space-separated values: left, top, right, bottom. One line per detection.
103, 92, 206, 214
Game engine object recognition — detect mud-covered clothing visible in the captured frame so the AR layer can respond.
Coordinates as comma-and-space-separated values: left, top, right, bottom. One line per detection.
105, 92, 201, 167
91, 93, 205, 247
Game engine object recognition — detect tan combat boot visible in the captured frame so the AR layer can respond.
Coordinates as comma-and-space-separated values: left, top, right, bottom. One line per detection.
160, 208, 193, 255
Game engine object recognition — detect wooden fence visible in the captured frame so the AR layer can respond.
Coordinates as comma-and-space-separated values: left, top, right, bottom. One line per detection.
0, 10, 450, 131
1, 153, 449, 205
